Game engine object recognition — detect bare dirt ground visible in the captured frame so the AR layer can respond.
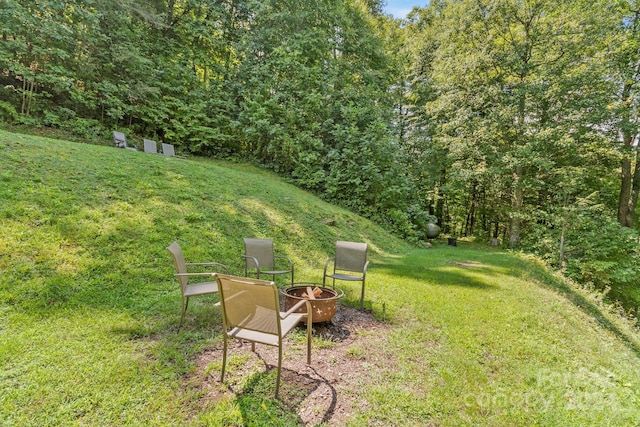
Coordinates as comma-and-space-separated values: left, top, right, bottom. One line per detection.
188, 303, 391, 426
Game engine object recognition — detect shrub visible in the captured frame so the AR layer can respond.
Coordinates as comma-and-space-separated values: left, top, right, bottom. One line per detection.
0, 101, 18, 123
523, 206, 640, 308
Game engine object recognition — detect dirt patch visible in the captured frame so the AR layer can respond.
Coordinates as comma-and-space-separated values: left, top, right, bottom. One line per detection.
187, 304, 390, 426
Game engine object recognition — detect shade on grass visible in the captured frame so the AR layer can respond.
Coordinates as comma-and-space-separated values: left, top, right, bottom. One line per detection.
1, 129, 640, 426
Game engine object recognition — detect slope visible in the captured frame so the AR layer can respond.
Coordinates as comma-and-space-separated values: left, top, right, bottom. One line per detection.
1, 129, 640, 426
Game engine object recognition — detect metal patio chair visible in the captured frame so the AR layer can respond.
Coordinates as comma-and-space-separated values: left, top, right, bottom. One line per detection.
215, 273, 312, 398
242, 238, 294, 286
323, 240, 369, 309
166, 241, 228, 329
143, 139, 158, 153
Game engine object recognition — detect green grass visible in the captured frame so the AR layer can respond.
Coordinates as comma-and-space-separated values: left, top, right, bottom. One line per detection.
2, 129, 640, 426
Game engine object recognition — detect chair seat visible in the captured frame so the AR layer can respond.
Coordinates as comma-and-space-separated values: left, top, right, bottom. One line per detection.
327, 273, 363, 281
228, 312, 306, 347
184, 281, 218, 297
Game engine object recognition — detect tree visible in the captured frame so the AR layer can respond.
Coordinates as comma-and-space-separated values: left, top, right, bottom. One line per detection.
608, 2, 640, 228
231, 0, 411, 232
406, 0, 610, 247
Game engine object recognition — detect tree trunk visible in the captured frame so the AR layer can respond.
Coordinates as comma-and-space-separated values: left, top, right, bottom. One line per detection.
617, 67, 640, 227
618, 131, 638, 228
510, 91, 526, 248
628, 146, 640, 227
618, 154, 632, 226
509, 165, 523, 248
558, 219, 566, 267
464, 182, 478, 236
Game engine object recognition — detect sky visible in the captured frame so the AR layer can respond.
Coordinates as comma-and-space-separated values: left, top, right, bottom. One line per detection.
382, 0, 427, 19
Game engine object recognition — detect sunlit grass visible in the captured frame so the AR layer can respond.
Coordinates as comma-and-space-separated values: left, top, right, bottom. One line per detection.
2, 129, 640, 426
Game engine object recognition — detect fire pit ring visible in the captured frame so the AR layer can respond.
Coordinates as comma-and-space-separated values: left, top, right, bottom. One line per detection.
282, 283, 344, 323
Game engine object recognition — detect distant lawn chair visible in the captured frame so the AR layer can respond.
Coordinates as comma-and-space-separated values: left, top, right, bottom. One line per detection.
243, 238, 294, 286
161, 142, 187, 158
143, 139, 158, 154
323, 241, 369, 309
166, 241, 228, 330
113, 131, 137, 151
162, 142, 175, 156
161, 142, 185, 158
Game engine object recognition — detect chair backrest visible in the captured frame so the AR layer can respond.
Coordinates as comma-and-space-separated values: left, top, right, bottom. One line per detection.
244, 238, 275, 269
166, 241, 188, 294
143, 139, 157, 153
113, 131, 127, 148
216, 274, 280, 336
334, 241, 367, 273
162, 143, 175, 156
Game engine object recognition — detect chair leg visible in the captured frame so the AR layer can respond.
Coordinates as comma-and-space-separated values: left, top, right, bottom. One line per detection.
275, 343, 283, 398
306, 315, 312, 365
220, 335, 228, 382
179, 297, 189, 330
360, 281, 365, 310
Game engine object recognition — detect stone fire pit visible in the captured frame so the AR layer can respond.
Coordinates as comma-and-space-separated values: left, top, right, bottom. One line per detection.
282, 283, 344, 323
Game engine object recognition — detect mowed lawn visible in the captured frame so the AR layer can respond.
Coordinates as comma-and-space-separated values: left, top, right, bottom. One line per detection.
1, 129, 640, 426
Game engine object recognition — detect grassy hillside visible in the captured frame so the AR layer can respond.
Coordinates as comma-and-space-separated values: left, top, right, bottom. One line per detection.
1, 129, 640, 426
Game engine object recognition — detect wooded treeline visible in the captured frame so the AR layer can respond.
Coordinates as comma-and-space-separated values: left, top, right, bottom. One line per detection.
1, 0, 639, 303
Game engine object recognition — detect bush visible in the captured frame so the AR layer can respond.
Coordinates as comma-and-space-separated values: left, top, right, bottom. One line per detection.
0, 101, 18, 123
523, 207, 640, 308
61, 118, 106, 143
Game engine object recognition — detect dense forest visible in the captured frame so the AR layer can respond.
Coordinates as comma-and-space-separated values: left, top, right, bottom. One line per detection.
1, 0, 640, 307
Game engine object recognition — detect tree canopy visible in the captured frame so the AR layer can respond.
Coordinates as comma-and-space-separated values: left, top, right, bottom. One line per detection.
1, 0, 639, 303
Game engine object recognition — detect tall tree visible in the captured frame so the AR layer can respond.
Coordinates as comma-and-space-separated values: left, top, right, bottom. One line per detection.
232, 0, 410, 229
609, 2, 640, 227
409, 0, 609, 247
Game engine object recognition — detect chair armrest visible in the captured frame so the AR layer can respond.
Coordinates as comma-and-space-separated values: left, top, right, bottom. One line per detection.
186, 262, 229, 273
241, 255, 260, 267
175, 272, 221, 277
323, 257, 335, 276
274, 254, 294, 269
282, 299, 312, 319
362, 260, 370, 279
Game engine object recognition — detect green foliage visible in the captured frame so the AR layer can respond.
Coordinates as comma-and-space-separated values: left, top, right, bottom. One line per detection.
401, 0, 621, 243
0, 101, 18, 123
61, 118, 106, 142
523, 200, 640, 308
229, 0, 411, 234
0, 0, 417, 239
3, 0, 640, 313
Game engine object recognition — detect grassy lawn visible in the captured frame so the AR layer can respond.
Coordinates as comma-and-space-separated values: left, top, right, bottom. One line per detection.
1, 129, 640, 426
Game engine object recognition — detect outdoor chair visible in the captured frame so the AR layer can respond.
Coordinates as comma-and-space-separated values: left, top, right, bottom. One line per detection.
242, 238, 294, 286
166, 241, 228, 329
323, 240, 369, 309
214, 273, 312, 398
161, 142, 186, 158
162, 142, 175, 156
113, 131, 137, 150
143, 139, 158, 153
